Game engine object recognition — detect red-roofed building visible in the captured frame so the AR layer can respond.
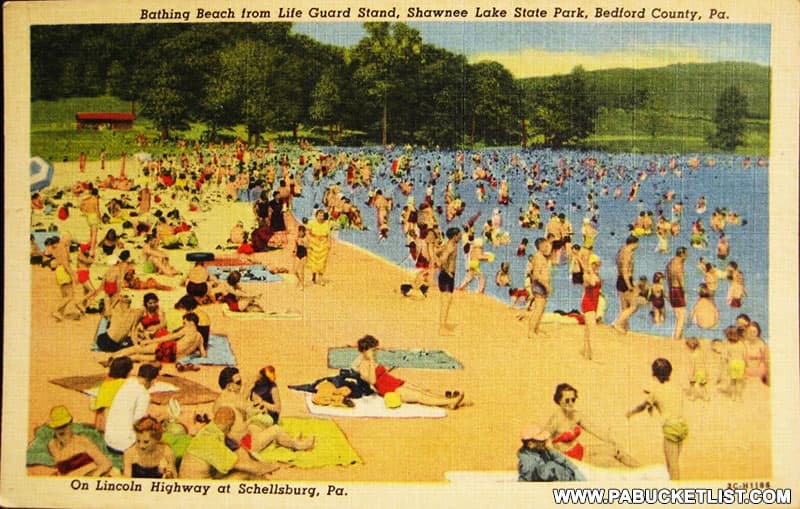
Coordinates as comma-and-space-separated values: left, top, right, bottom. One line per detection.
75, 112, 135, 130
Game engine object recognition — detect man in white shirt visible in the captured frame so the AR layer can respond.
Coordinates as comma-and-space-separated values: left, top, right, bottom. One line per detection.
104, 362, 160, 454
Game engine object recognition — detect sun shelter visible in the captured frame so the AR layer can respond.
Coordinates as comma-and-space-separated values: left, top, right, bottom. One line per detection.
75, 112, 135, 130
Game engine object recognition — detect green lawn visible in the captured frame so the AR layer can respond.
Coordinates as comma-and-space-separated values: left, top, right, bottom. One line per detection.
31, 96, 771, 160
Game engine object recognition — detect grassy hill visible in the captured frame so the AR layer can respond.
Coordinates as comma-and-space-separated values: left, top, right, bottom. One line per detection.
32, 61, 771, 159
519, 61, 770, 119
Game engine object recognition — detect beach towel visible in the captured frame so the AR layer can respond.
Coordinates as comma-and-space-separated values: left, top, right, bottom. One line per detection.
207, 265, 284, 283
206, 257, 255, 267
445, 463, 669, 483
32, 231, 59, 251
328, 348, 463, 370
26, 422, 124, 471
177, 334, 237, 367
301, 392, 447, 419
49, 373, 219, 406
222, 308, 301, 320
253, 417, 362, 468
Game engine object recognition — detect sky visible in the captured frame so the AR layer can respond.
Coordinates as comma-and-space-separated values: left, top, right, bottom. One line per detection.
293, 22, 770, 78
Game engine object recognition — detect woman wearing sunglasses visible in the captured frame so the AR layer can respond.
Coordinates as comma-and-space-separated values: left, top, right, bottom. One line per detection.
546, 383, 637, 467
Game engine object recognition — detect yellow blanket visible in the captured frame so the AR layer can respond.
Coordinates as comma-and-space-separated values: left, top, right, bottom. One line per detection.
254, 417, 362, 468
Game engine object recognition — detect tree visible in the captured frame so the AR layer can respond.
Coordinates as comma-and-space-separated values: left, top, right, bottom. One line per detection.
466, 61, 519, 147
530, 66, 599, 147
352, 23, 423, 145
709, 86, 748, 151
310, 67, 344, 143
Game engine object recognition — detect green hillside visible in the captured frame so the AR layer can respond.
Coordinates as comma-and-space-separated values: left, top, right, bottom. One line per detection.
521, 61, 770, 120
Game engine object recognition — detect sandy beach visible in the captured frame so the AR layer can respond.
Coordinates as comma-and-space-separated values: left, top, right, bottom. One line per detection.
25, 158, 772, 483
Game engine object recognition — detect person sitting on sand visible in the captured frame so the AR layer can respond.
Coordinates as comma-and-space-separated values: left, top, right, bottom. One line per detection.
91, 356, 134, 432
228, 221, 247, 245
105, 312, 206, 365
184, 260, 215, 303
213, 367, 314, 454
351, 335, 466, 409
96, 294, 144, 353
213, 271, 264, 313
124, 267, 175, 292
546, 383, 637, 466
179, 406, 279, 480
100, 249, 132, 313
142, 233, 179, 276
139, 293, 168, 338
123, 416, 177, 479
46, 405, 113, 477
518, 424, 585, 482
690, 283, 719, 329
104, 363, 161, 455
170, 295, 211, 350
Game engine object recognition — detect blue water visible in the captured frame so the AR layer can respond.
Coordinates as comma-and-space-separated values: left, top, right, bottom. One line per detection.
291, 147, 768, 341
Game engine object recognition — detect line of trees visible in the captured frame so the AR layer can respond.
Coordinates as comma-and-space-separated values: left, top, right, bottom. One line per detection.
32, 22, 756, 150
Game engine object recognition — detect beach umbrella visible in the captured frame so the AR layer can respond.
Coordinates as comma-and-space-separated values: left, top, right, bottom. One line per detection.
134, 152, 153, 162
30, 156, 54, 192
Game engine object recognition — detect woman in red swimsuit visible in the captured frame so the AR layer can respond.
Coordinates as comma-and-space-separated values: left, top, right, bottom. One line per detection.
351, 335, 465, 409
546, 383, 638, 466
580, 255, 602, 360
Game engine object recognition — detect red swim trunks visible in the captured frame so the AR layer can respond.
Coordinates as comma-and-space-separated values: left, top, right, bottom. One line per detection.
77, 269, 91, 284
669, 286, 686, 308
155, 340, 178, 363
581, 284, 601, 314
103, 281, 118, 296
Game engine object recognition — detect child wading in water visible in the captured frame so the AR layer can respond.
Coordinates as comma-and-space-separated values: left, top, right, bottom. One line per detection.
650, 272, 666, 324
293, 225, 308, 289
627, 358, 687, 480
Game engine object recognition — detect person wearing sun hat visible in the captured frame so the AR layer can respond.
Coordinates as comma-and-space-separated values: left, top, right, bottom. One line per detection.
518, 424, 584, 482
46, 406, 113, 477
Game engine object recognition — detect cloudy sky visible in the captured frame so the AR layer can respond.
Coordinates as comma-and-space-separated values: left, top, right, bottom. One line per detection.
293, 22, 770, 77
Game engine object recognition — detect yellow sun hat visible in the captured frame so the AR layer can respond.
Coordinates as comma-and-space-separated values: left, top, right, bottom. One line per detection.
48, 405, 73, 429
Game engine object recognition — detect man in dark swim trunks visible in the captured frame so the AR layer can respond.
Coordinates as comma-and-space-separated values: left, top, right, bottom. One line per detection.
436, 227, 462, 335
611, 236, 639, 334
666, 246, 688, 340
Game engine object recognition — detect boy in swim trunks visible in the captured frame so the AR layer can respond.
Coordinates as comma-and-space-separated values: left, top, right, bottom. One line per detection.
51, 233, 82, 321
627, 358, 687, 480
685, 338, 710, 401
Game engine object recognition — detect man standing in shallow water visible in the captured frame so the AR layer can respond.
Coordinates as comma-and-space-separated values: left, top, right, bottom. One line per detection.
436, 227, 462, 335
666, 246, 689, 340
527, 237, 553, 338
611, 235, 639, 334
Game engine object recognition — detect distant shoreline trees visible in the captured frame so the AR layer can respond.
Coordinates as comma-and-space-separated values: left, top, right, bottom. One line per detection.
31, 23, 768, 151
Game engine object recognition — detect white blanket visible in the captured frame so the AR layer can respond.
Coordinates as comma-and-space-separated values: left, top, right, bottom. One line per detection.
445, 463, 670, 483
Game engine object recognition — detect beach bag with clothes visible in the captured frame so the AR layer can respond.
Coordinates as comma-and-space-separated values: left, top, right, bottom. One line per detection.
289, 369, 374, 399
